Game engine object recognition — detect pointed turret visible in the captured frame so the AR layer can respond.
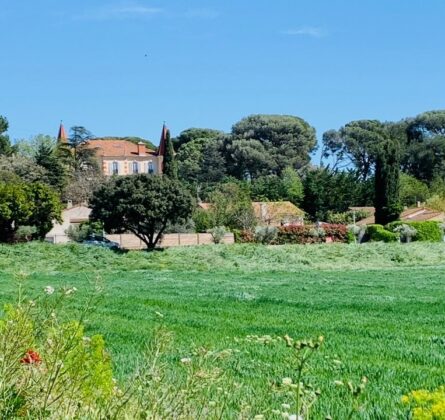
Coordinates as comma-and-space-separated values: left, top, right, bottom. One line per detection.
57, 121, 67, 143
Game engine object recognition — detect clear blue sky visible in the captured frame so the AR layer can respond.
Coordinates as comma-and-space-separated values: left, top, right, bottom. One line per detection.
1, 0, 444, 159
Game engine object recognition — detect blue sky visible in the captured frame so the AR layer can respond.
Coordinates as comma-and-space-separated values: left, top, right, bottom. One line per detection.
1, 0, 444, 160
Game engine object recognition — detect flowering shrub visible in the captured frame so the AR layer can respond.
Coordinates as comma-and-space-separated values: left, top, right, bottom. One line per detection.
276, 224, 348, 244
402, 386, 445, 419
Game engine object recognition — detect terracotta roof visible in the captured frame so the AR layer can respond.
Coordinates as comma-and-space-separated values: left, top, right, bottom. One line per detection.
356, 207, 445, 225
84, 139, 156, 158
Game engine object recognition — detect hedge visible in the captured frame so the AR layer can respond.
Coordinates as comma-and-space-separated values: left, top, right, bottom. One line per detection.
276, 224, 348, 245
366, 224, 399, 243
386, 221, 443, 242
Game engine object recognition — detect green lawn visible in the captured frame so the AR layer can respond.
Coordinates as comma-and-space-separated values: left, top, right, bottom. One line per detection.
1, 242, 445, 418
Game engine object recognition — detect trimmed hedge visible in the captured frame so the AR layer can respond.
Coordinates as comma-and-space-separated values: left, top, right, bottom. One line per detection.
366, 224, 399, 243
387, 221, 443, 242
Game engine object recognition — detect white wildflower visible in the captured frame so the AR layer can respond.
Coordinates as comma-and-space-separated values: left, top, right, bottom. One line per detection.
44, 286, 55, 295
281, 403, 291, 410
180, 357, 192, 364
282, 377, 293, 386
155, 311, 164, 318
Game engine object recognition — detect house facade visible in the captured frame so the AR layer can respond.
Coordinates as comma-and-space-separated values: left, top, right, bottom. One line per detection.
57, 123, 169, 176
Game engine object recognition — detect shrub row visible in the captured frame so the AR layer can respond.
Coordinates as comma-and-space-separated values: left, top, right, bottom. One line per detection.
386, 221, 443, 242
276, 224, 348, 245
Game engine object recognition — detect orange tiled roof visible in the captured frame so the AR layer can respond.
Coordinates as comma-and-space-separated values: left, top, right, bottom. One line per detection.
85, 139, 156, 158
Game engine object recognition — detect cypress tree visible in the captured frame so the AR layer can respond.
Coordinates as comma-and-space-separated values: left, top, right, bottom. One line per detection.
374, 137, 403, 225
163, 129, 178, 179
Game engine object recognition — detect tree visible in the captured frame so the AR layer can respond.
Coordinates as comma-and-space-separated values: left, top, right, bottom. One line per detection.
0, 182, 61, 242
0, 183, 33, 242
399, 173, 430, 207
0, 155, 48, 184
301, 168, 373, 221
177, 137, 226, 184
66, 126, 99, 172
15, 134, 56, 159
26, 183, 63, 239
173, 128, 223, 151
250, 168, 303, 205
402, 111, 445, 182
374, 138, 403, 225
206, 182, 256, 230
321, 120, 391, 180
90, 175, 194, 250
162, 129, 178, 179
35, 142, 67, 192
0, 116, 14, 156
229, 114, 317, 177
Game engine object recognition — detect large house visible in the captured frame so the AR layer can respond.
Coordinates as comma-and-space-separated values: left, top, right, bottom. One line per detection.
57, 123, 169, 176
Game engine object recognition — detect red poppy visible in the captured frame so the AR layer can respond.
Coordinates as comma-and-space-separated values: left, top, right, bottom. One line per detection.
20, 349, 42, 364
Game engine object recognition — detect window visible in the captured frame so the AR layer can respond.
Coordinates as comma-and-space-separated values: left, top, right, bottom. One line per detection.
132, 161, 139, 174
148, 161, 154, 174
112, 161, 119, 175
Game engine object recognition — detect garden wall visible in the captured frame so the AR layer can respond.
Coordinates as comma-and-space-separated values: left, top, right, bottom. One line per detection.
46, 233, 235, 249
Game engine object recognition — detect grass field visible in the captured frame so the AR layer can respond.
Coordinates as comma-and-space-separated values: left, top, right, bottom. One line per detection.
1, 242, 445, 418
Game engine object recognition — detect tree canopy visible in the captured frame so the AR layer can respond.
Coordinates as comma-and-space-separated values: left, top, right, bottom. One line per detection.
90, 175, 194, 249
229, 114, 317, 177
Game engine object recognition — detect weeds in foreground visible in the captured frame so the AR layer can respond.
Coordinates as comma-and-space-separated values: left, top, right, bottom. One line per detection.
0, 281, 375, 419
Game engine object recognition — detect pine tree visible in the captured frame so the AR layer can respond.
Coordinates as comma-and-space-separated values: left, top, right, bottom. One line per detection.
35, 143, 67, 192
163, 129, 178, 179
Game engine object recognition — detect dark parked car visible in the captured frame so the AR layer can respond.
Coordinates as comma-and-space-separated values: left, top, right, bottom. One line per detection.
81, 235, 121, 250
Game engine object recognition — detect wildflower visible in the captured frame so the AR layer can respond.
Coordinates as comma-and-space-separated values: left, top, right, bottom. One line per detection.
44, 285, 55, 295
282, 377, 293, 386
254, 415, 264, 420
155, 311, 164, 318
180, 357, 192, 364
65, 287, 77, 295
20, 349, 42, 365
208, 401, 216, 407
28, 300, 36, 307
281, 403, 291, 410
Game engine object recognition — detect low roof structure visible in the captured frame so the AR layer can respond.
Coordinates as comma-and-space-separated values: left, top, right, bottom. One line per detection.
354, 206, 445, 225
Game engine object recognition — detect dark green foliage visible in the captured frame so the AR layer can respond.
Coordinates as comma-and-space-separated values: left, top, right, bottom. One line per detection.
0, 116, 14, 156
90, 174, 193, 249
35, 142, 67, 192
162, 130, 178, 179
0, 182, 62, 242
399, 173, 430, 207
173, 128, 223, 151
387, 221, 442, 242
403, 110, 445, 182
321, 120, 390, 180
302, 168, 373, 221
66, 221, 104, 242
251, 167, 304, 205
66, 126, 99, 172
366, 225, 399, 242
228, 114, 317, 177
206, 182, 256, 230
374, 137, 403, 225
26, 183, 63, 239
192, 208, 214, 232
177, 137, 226, 184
